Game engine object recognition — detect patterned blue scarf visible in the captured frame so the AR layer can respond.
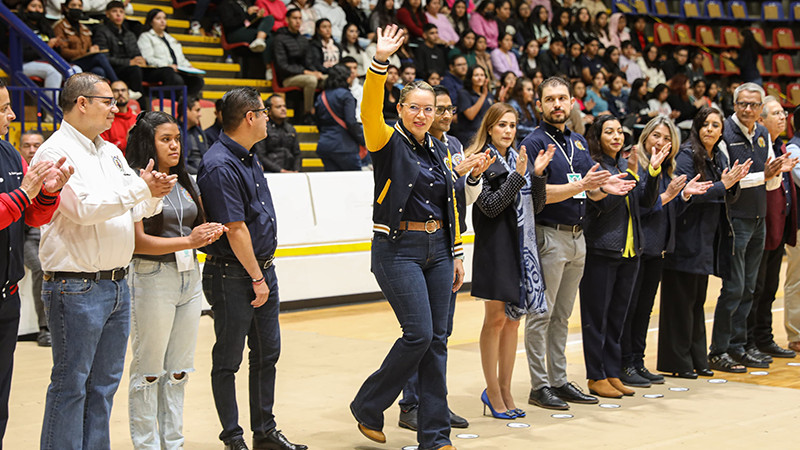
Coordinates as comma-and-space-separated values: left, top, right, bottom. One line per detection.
491, 145, 547, 320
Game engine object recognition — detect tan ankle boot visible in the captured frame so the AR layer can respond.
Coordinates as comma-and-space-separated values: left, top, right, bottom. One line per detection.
608, 377, 635, 396
587, 379, 623, 398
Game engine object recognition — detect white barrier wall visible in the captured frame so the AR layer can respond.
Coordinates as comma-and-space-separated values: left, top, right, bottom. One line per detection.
18, 171, 475, 335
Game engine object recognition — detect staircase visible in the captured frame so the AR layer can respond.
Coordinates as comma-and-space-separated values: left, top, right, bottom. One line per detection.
126, 0, 323, 170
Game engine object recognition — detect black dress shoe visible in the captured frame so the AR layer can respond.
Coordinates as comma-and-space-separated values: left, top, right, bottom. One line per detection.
695, 368, 714, 377
253, 429, 307, 450
225, 437, 249, 450
528, 386, 569, 410
398, 405, 418, 431
758, 342, 797, 358
746, 347, 773, 364
449, 409, 469, 428
731, 352, 769, 368
620, 366, 651, 387
636, 367, 664, 384
552, 382, 599, 404
665, 371, 698, 379
37, 329, 51, 347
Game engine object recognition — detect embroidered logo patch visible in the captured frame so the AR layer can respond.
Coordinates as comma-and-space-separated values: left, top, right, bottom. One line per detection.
112, 156, 124, 172
452, 152, 465, 167
757, 136, 766, 148
575, 140, 585, 151
182, 187, 194, 202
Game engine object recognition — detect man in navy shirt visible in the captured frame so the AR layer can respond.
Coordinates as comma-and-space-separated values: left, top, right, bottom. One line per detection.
441, 55, 468, 104
198, 87, 307, 450
578, 37, 604, 84
520, 77, 636, 408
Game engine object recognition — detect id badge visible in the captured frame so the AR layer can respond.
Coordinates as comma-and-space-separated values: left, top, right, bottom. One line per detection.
175, 249, 195, 272
567, 173, 586, 199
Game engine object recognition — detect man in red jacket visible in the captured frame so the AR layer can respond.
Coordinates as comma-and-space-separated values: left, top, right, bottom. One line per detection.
0, 78, 72, 447
100, 80, 138, 153
747, 96, 799, 359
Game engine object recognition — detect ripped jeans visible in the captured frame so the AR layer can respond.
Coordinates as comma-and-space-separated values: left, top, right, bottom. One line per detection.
128, 258, 202, 450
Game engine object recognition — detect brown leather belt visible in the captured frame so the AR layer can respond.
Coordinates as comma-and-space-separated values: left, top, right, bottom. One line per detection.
398, 220, 443, 234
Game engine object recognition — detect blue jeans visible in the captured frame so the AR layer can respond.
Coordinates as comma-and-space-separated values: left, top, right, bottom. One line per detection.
128, 259, 202, 450
399, 290, 457, 410
351, 230, 454, 450
40, 277, 131, 450
711, 217, 766, 356
203, 260, 280, 444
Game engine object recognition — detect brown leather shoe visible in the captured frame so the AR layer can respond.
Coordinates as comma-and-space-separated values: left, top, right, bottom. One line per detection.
587, 379, 623, 399
357, 423, 386, 444
608, 377, 635, 396
788, 341, 800, 353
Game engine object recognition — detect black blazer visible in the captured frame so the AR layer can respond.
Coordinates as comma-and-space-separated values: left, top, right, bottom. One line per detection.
472, 156, 547, 304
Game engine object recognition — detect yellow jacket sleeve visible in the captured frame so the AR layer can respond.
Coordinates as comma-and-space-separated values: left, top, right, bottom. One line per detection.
361, 59, 395, 152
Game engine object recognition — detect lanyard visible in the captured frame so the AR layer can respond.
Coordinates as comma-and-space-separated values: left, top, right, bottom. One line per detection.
163, 185, 184, 238
544, 130, 575, 172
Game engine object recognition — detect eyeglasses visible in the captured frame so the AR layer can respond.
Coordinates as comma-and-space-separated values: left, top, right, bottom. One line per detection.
79, 95, 117, 107
770, 110, 787, 118
244, 106, 270, 117
735, 101, 762, 110
435, 105, 457, 116
401, 103, 435, 116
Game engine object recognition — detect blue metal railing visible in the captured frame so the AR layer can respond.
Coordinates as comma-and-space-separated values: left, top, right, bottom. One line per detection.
0, 1, 77, 117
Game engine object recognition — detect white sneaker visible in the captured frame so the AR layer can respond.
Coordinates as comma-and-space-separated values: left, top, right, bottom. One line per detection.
211, 23, 222, 38
265, 67, 273, 81
129, 90, 143, 101
249, 38, 266, 53
189, 21, 202, 36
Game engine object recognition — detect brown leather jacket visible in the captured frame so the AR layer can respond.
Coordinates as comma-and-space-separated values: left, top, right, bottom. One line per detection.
52, 19, 92, 61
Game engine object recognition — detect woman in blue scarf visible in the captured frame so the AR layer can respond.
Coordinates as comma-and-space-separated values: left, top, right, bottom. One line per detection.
469, 102, 554, 419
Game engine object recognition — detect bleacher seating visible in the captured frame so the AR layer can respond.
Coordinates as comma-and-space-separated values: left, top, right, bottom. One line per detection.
680, 0, 703, 18
705, 0, 726, 19
762, 1, 785, 20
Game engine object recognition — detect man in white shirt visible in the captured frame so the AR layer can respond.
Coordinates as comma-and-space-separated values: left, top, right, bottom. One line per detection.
32, 72, 176, 450
313, 0, 348, 42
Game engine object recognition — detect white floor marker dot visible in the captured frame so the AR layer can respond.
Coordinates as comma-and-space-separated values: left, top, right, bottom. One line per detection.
551, 413, 574, 419
599, 403, 621, 409
750, 371, 769, 376
643, 394, 664, 398
708, 379, 727, 384
507, 422, 531, 428
455, 434, 479, 439
402, 446, 418, 450
669, 387, 689, 391
787, 362, 800, 366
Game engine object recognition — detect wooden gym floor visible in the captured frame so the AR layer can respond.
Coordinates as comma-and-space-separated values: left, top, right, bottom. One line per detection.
6, 276, 800, 449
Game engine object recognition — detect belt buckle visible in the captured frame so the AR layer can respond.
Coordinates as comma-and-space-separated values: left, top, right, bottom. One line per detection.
571, 224, 581, 237
424, 220, 438, 234
262, 256, 274, 269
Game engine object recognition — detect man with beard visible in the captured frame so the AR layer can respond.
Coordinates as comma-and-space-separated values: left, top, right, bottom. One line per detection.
519, 76, 636, 407
100, 80, 138, 153
396, 84, 488, 432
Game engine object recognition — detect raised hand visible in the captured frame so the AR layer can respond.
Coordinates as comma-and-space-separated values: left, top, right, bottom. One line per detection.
515, 148, 528, 175
764, 154, 787, 179
470, 150, 495, 177
627, 145, 639, 173
581, 163, 611, 191
42, 156, 74, 193
684, 173, 714, 196
374, 25, 405, 62
497, 84, 510, 103
649, 142, 671, 170
665, 174, 687, 198
780, 154, 800, 173
528, 144, 554, 176
19, 160, 54, 199
140, 159, 177, 198
602, 172, 636, 196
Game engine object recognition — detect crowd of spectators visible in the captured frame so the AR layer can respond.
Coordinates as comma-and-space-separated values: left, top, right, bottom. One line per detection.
3, 0, 798, 173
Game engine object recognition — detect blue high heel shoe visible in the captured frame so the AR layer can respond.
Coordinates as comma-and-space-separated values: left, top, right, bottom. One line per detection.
511, 408, 526, 418
481, 389, 514, 419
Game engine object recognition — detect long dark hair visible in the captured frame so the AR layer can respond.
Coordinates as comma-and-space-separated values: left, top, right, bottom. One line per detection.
463, 65, 487, 92
669, 73, 690, 102
586, 114, 622, 163
643, 44, 661, 69
371, 0, 396, 30
511, 77, 534, 122
143, 8, 166, 32
400, 0, 425, 27
126, 111, 205, 231
689, 106, 725, 181
629, 78, 647, 102
455, 30, 477, 54
449, 0, 469, 32
342, 23, 364, 53
740, 28, 765, 54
